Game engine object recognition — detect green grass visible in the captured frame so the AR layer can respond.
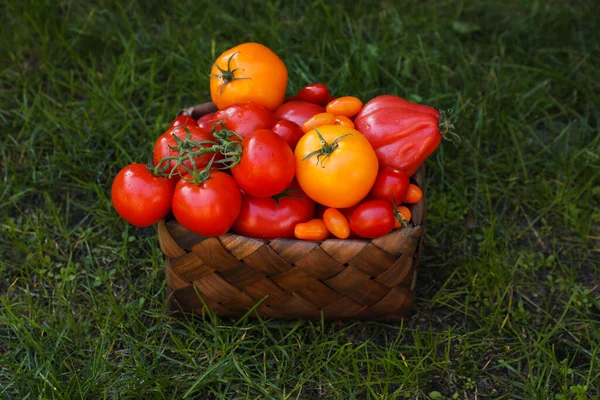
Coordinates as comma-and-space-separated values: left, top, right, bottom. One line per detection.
1, 0, 599, 398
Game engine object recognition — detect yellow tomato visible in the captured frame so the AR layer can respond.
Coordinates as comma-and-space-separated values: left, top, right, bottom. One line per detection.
210, 42, 288, 110
294, 125, 378, 208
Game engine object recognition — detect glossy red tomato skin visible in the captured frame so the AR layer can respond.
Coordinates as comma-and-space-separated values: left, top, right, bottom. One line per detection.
297, 83, 330, 106
169, 115, 197, 129
271, 120, 305, 150
171, 171, 242, 236
274, 101, 325, 127
213, 103, 276, 137
153, 125, 219, 179
231, 129, 296, 197
196, 112, 216, 131
370, 167, 410, 205
349, 200, 395, 239
232, 181, 315, 239
111, 164, 175, 227
354, 95, 441, 176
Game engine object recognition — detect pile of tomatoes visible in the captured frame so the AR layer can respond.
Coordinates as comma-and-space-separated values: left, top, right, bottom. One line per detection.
111, 42, 451, 241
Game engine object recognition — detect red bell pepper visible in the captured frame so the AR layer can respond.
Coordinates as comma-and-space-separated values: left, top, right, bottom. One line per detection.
354, 95, 454, 177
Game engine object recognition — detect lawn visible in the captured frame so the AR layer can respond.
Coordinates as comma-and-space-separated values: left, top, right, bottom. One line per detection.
1, 0, 599, 398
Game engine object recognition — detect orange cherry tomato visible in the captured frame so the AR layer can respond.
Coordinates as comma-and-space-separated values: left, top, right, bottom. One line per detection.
404, 184, 423, 203
326, 96, 363, 118
323, 208, 351, 239
294, 219, 330, 241
394, 206, 412, 228
210, 43, 288, 110
295, 125, 379, 208
334, 115, 354, 129
301, 112, 336, 133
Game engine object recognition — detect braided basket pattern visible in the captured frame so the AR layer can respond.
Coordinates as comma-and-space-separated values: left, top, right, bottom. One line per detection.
159, 103, 427, 321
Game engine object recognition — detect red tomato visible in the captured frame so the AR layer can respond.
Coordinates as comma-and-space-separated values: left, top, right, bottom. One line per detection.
111, 163, 175, 227
214, 103, 276, 137
231, 129, 296, 197
271, 120, 305, 150
370, 167, 410, 205
232, 181, 315, 239
297, 83, 330, 106
171, 171, 242, 236
196, 112, 216, 131
153, 125, 219, 179
274, 101, 325, 127
350, 200, 395, 239
169, 115, 196, 129
354, 95, 442, 176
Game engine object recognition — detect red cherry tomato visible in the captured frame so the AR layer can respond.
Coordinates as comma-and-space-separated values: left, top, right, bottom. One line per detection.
271, 120, 305, 150
171, 171, 242, 236
111, 163, 175, 227
153, 125, 219, 180
274, 101, 325, 127
370, 167, 410, 205
231, 129, 296, 197
232, 181, 315, 239
196, 112, 216, 131
169, 115, 197, 129
350, 200, 395, 239
213, 103, 276, 137
297, 83, 330, 106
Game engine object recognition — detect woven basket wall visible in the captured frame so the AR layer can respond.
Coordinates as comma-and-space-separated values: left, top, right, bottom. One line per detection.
158, 102, 427, 321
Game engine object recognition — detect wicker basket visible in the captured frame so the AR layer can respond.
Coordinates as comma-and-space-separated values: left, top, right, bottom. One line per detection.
158, 103, 427, 321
